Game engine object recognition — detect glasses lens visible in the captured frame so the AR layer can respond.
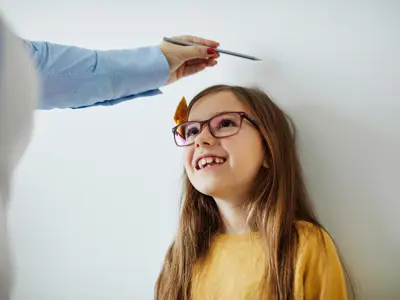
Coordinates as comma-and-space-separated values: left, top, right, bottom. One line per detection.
173, 113, 242, 146
209, 113, 241, 137
174, 122, 200, 146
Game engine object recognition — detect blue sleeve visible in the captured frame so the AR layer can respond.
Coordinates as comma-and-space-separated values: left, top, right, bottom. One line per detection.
24, 41, 170, 110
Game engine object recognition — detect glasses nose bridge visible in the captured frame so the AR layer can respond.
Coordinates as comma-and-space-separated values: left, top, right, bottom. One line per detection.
194, 119, 215, 143
198, 119, 212, 135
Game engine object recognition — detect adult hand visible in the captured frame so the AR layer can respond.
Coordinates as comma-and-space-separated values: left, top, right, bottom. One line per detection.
159, 35, 220, 84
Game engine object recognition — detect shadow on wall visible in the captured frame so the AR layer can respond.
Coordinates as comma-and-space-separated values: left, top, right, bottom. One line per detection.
288, 104, 400, 300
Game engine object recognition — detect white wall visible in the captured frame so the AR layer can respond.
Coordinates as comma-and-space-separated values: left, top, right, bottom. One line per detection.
1, 0, 399, 299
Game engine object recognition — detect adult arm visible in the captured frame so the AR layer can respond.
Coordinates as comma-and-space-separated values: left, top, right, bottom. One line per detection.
25, 40, 170, 110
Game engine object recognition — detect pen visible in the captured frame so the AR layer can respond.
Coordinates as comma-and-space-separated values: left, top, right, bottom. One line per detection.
163, 37, 261, 61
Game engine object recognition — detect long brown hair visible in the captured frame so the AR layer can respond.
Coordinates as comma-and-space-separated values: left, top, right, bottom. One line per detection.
155, 85, 354, 300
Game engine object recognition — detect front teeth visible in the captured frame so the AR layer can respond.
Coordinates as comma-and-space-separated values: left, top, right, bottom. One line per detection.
198, 157, 225, 169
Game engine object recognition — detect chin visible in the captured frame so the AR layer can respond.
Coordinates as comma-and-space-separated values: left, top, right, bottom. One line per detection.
192, 181, 228, 198
187, 168, 231, 197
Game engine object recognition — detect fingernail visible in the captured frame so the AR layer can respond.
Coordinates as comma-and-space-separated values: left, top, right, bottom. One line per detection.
207, 48, 216, 55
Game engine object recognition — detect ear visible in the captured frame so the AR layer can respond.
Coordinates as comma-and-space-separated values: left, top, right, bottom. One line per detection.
262, 145, 270, 169
261, 140, 271, 169
262, 160, 270, 168
262, 153, 270, 168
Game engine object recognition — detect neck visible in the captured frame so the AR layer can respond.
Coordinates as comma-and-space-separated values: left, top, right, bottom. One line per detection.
213, 197, 251, 234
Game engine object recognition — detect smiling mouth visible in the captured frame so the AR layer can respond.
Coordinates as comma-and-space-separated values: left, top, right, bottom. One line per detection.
196, 157, 227, 170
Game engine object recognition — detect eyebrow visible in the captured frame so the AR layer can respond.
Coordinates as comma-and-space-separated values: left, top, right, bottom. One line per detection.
188, 110, 233, 122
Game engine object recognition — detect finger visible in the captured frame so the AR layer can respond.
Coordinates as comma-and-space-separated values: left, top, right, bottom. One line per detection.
183, 63, 207, 77
180, 45, 221, 60
185, 57, 218, 66
208, 59, 218, 66
185, 59, 208, 66
187, 59, 218, 67
183, 60, 218, 77
177, 65, 186, 79
174, 35, 219, 48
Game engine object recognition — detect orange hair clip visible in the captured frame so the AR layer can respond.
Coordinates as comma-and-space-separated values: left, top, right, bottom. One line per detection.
173, 96, 188, 125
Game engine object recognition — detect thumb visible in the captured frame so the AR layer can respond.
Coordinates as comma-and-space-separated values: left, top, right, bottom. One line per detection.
180, 46, 217, 60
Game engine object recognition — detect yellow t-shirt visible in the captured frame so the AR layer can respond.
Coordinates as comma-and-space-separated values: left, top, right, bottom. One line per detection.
190, 221, 348, 300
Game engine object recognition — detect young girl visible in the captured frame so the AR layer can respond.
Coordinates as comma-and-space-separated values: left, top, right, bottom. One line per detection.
155, 84, 353, 300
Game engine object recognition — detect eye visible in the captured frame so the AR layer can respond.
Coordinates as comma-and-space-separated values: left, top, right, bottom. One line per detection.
186, 127, 199, 137
219, 119, 236, 128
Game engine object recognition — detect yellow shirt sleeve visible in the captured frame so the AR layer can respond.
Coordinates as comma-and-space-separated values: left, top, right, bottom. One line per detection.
294, 222, 348, 300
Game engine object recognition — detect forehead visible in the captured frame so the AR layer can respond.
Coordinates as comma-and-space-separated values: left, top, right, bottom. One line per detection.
188, 90, 249, 121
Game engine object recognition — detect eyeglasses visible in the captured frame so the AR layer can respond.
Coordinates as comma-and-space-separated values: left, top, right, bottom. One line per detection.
172, 111, 258, 147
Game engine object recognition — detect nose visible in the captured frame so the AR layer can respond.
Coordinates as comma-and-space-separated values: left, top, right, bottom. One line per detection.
194, 123, 216, 148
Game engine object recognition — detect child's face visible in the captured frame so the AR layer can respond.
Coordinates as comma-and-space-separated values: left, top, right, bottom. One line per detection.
184, 91, 265, 202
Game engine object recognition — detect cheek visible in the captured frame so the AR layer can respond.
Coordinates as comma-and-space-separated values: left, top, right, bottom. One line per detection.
225, 132, 264, 171
183, 148, 194, 171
